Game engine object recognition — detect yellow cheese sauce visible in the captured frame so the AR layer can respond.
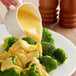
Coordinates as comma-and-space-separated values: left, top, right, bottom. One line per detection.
17, 4, 42, 42
25, 58, 49, 76
1, 58, 23, 71
0, 4, 48, 76
9, 40, 42, 54
8, 39, 40, 67
0, 52, 10, 60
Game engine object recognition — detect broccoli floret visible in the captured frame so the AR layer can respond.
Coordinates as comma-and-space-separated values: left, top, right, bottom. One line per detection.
0, 62, 2, 68
42, 28, 55, 45
22, 64, 42, 76
39, 52, 43, 58
11, 56, 17, 65
22, 37, 36, 45
41, 42, 56, 56
53, 48, 67, 64
25, 61, 31, 68
0, 68, 21, 76
39, 56, 58, 73
0, 37, 18, 51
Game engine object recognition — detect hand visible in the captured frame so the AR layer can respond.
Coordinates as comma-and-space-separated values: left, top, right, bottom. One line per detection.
1, 0, 19, 9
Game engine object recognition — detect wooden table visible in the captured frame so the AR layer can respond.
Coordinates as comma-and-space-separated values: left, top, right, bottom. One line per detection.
44, 24, 76, 76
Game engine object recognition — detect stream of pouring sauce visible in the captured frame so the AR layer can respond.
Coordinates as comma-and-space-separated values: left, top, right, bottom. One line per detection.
17, 4, 42, 42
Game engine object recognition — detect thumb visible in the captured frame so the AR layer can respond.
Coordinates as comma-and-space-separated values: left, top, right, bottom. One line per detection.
10, 0, 20, 6
1, 0, 11, 9
1, 0, 20, 10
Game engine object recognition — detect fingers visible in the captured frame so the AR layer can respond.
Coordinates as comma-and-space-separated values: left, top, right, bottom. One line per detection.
9, 0, 19, 6
1, 0, 19, 9
1, 0, 11, 9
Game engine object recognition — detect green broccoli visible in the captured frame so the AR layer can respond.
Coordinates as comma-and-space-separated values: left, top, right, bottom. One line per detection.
0, 62, 2, 68
0, 68, 21, 76
0, 56, 21, 76
11, 56, 17, 65
25, 61, 31, 68
22, 64, 42, 76
41, 42, 56, 56
42, 28, 55, 45
39, 56, 58, 73
53, 48, 67, 64
41, 42, 67, 65
0, 37, 18, 51
39, 52, 43, 58
22, 37, 36, 45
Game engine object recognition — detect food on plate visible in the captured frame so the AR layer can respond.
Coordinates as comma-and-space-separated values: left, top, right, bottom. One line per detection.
22, 63, 42, 76
22, 37, 36, 45
39, 55, 58, 72
0, 37, 18, 51
0, 28, 67, 76
0, 68, 21, 76
53, 48, 67, 64
41, 28, 55, 45
41, 42, 56, 56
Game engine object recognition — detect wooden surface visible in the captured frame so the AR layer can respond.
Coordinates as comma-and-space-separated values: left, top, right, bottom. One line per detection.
44, 23, 76, 76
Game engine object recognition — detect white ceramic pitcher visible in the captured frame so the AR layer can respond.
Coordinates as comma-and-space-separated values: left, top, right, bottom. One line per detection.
4, 2, 42, 38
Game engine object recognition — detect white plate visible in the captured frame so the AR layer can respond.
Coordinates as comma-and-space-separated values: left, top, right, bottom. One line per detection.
0, 24, 76, 76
